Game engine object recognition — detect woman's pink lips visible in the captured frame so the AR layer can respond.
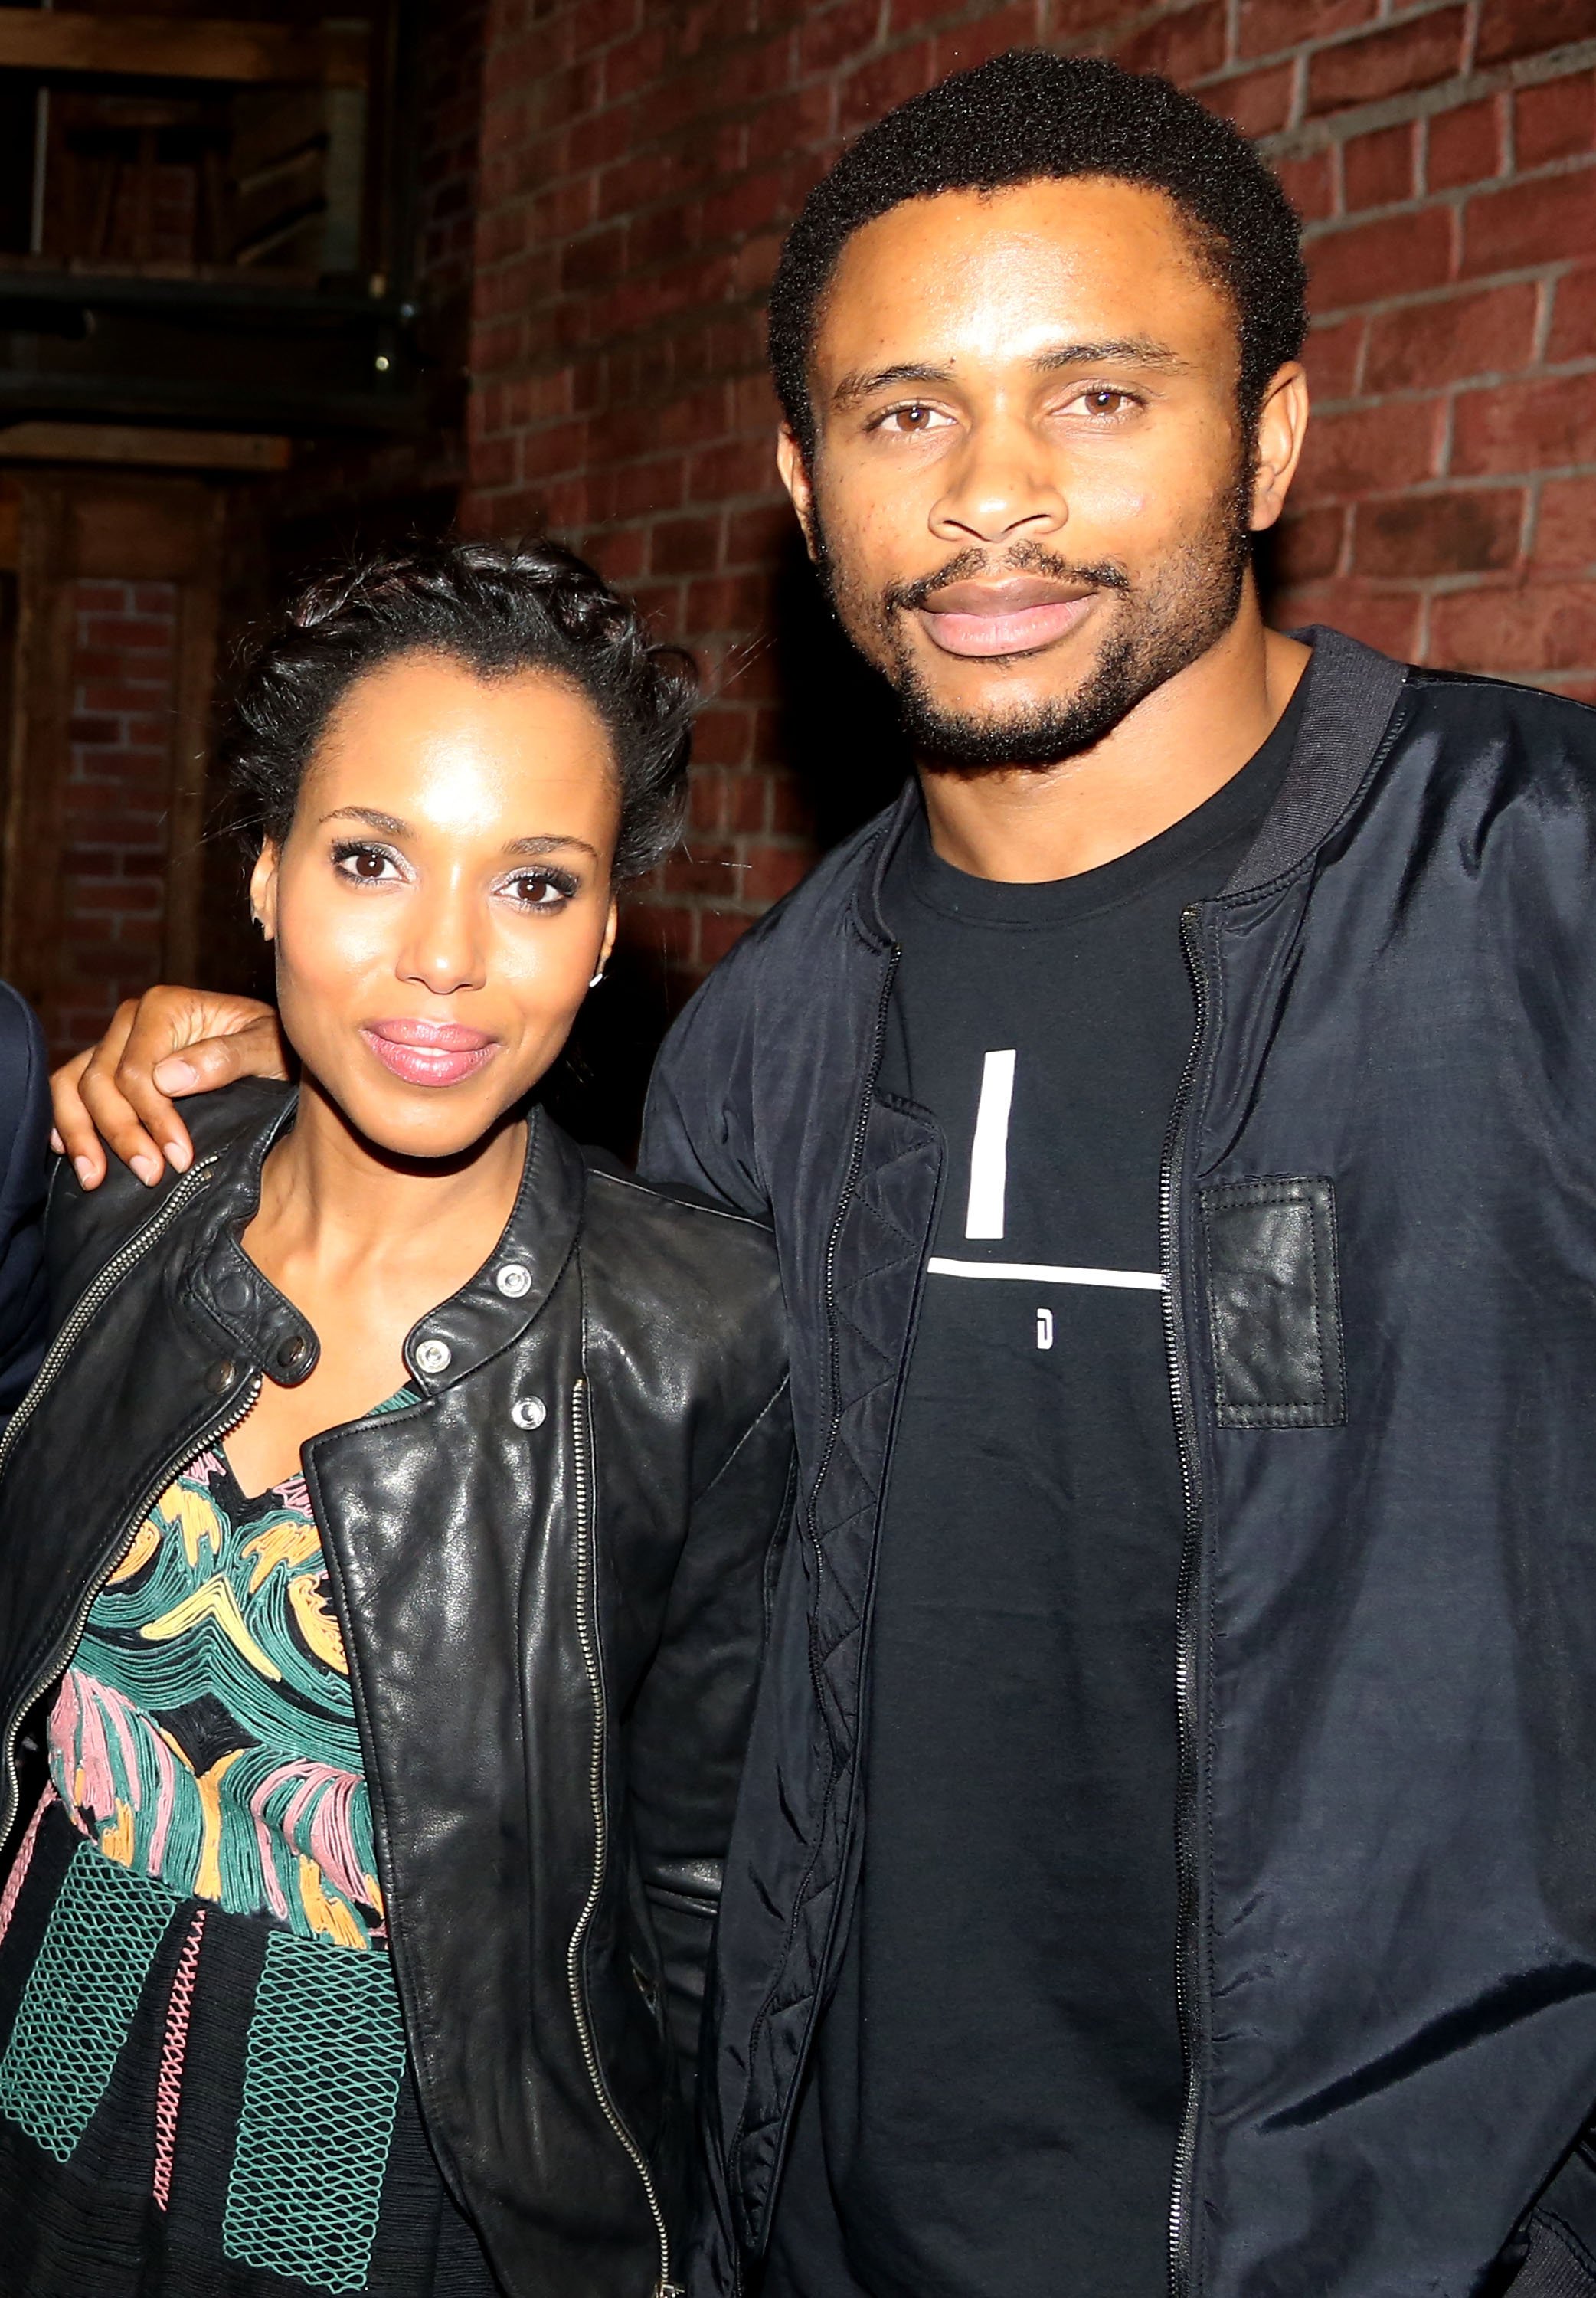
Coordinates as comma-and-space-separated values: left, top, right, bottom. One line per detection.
914, 590, 1095, 660
361, 1020, 499, 1088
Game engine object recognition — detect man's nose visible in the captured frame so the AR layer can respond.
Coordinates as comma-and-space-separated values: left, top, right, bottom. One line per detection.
929, 417, 1068, 547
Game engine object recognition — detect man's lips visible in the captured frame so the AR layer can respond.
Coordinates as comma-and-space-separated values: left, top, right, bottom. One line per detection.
361, 1019, 499, 1088
912, 578, 1097, 660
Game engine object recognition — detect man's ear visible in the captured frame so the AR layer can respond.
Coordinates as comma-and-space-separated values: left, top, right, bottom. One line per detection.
248, 842, 280, 943
1249, 362, 1310, 534
776, 424, 819, 562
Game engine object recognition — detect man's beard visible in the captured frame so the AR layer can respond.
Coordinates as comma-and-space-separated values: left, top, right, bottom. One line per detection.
816, 478, 1253, 773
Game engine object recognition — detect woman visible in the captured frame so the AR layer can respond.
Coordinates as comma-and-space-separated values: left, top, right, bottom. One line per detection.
0, 542, 793, 2298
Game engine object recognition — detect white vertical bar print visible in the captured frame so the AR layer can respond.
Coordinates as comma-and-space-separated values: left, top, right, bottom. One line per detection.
965, 1049, 1016, 1239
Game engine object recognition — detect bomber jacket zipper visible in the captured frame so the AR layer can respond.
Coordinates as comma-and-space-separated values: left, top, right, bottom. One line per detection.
1163, 906, 1210, 2298
0, 1155, 241, 1844
728, 942, 901, 2276
566, 1377, 682, 2298
808, 945, 901, 1533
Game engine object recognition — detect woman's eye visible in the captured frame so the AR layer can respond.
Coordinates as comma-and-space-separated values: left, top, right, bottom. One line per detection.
332, 841, 402, 884
503, 870, 576, 910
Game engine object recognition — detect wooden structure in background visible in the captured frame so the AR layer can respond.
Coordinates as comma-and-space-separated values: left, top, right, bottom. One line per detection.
0, 422, 289, 470
0, 468, 223, 1022
0, 11, 368, 87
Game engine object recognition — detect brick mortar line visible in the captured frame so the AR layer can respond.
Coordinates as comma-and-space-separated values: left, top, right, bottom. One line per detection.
1312, 355, 1596, 409
1296, 460, 1596, 487
1302, 459, 1596, 492
1306, 254, 1596, 322
1300, 147, 1596, 241
1259, 36, 1596, 160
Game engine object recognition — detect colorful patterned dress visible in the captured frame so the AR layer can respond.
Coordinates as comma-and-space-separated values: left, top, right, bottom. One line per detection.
0, 1406, 500, 2298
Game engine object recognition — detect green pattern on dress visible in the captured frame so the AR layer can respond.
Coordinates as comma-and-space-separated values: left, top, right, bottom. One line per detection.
0, 1841, 173, 2161
223, 1925, 408, 2292
47, 1390, 417, 1951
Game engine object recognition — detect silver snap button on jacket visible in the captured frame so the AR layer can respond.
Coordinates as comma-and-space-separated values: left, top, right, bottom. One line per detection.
511, 1397, 545, 1430
495, 1263, 533, 1298
414, 1338, 453, 1375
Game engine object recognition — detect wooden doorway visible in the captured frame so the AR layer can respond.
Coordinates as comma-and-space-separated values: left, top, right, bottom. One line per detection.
0, 470, 224, 1059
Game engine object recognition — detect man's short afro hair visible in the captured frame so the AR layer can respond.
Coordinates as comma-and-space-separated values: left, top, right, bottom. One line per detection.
768, 47, 1307, 458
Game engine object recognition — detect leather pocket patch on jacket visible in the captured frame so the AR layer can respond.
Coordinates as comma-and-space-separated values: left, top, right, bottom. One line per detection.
1199, 1176, 1346, 1429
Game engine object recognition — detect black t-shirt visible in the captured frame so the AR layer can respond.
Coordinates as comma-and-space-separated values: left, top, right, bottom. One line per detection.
764, 689, 1304, 2298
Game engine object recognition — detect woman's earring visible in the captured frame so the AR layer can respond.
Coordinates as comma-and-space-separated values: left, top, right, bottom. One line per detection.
588, 969, 606, 990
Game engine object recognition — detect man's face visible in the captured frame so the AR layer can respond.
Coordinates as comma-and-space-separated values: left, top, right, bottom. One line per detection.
780, 177, 1298, 769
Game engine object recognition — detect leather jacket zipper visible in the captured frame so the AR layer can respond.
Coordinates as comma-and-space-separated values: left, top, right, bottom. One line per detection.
0, 1152, 247, 1845
1163, 906, 1210, 2298
565, 1377, 682, 2298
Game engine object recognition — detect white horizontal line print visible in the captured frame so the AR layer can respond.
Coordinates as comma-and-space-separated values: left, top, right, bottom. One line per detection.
927, 1258, 1166, 1291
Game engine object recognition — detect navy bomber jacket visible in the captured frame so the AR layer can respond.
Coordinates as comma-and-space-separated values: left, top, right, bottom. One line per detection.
642, 629, 1596, 2298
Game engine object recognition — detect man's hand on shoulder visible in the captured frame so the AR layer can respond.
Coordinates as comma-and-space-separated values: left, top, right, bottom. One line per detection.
51, 988, 287, 1190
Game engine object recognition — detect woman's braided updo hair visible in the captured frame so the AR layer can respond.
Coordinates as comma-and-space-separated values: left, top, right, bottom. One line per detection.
225, 538, 695, 882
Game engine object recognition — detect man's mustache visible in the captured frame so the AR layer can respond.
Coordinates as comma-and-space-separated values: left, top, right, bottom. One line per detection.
884, 545, 1133, 615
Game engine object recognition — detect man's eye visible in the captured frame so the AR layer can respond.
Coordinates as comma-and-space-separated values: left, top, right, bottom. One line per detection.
332, 841, 401, 883
1075, 388, 1134, 416
879, 403, 945, 434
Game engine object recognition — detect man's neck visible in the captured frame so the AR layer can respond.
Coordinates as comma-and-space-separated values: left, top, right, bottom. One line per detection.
918, 604, 1311, 885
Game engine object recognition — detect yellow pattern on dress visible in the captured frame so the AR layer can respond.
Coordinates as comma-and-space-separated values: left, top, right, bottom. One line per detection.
288, 1573, 348, 1674
139, 1579, 282, 1681
106, 1517, 160, 1585
241, 1520, 320, 1593
163, 1481, 226, 1570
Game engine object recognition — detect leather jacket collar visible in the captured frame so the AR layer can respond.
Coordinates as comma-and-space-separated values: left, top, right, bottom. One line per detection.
180, 1094, 587, 1395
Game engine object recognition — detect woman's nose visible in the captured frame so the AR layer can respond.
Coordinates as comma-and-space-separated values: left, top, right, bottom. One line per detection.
396, 887, 489, 997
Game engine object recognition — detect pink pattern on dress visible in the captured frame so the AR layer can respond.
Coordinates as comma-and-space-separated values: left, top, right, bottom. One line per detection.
267, 1762, 371, 1911
0, 1785, 52, 1949
152, 1906, 206, 2208
49, 1670, 182, 1874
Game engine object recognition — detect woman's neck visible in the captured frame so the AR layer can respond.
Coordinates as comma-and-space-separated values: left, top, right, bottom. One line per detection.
250, 1075, 527, 1295
226, 1079, 529, 1497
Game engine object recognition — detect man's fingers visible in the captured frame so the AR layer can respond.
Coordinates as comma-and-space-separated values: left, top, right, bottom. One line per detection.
98, 988, 283, 1179
49, 1046, 113, 1190
150, 1016, 286, 1100
76, 1055, 168, 1187
51, 988, 284, 1187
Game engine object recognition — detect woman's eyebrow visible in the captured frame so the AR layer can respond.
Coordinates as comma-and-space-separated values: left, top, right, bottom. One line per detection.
319, 804, 410, 834
503, 834, 602, 861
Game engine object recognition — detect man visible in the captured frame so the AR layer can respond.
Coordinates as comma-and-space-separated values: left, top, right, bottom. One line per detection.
51, 48, 1596, 2298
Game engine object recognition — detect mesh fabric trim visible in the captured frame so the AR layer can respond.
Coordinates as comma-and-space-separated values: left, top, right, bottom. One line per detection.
222, 1923, 406, 2293
0, 1839, 173, 2161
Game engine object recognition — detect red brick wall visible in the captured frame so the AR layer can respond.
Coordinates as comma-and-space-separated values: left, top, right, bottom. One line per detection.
465, 0, 1596, 999
55, 578, 178, 1062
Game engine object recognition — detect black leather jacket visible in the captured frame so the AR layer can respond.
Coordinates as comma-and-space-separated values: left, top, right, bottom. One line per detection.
0, 1084, 794, 2298
643, 632, 1596, 2298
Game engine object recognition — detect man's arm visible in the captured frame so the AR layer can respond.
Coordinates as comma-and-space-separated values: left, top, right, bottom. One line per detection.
627, 1363, 795, 2091
50, 990, 286, 1189
0, 986, 50, 1411
638, 936, 770, 1219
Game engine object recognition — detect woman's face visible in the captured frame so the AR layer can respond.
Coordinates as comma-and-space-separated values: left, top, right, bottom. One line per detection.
250, 651, 621, 1161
